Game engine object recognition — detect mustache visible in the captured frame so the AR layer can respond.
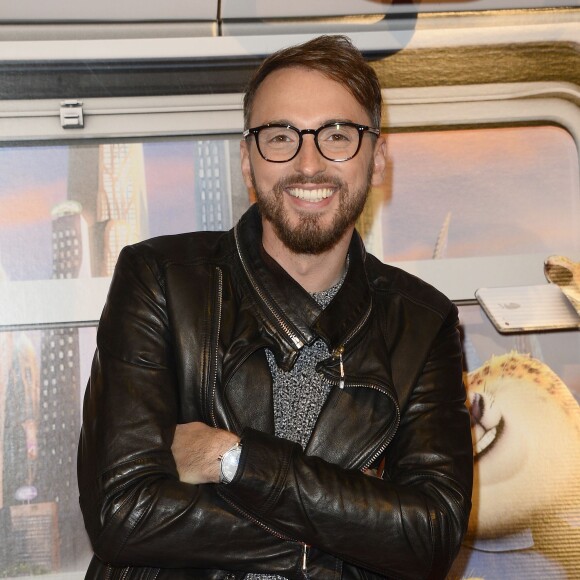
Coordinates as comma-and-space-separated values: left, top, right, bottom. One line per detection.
273, 174, 346, 192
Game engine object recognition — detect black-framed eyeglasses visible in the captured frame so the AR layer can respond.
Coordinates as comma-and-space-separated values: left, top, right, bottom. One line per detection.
243, 122, 380, 163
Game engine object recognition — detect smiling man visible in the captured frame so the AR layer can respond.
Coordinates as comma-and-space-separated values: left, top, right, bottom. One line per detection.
78, 35, 473, 580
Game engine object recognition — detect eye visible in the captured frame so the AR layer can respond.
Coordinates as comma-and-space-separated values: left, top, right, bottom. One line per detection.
319, 125, 357, 144
327, 132, 350, 142
269, 133, 293, 143
261, 127, 298, 147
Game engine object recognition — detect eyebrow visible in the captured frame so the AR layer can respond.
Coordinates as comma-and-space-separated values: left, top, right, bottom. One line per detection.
260, 118, 357, 128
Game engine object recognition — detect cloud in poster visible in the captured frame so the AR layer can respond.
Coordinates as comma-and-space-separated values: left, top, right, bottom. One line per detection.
0, 146, 68, 233
389, 125, 576, 177
381, 125, 580, 260
0, 180, 67, 230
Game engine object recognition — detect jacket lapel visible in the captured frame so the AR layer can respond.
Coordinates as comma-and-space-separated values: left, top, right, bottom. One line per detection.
305, 381, 400, 470
219, 205, 397, 464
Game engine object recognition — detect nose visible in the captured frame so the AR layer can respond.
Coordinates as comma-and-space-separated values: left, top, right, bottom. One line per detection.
469, 392, 484, 426
292, 134, 327, 177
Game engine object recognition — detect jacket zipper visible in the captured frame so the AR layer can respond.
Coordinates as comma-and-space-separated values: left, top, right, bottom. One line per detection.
234, 226, 304, 350
336, 346, 345, 389
219, 492, 310, 577
331, 298, 373, 388
331, 378, 400, 471
104, 566, 159, 580
302, 543, 310, 576
209, 266, 223, 428
209, 266, 271, 433
104, 566, 129, 580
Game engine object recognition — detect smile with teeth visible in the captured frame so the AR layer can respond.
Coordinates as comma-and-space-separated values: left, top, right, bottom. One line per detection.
473, 417, 504, 460
474, 427, 497, 455
287, 187, 334, 202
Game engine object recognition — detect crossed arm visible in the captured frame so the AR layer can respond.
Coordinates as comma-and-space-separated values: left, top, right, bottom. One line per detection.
171, 422, 379, 484
80, 336, 470, 579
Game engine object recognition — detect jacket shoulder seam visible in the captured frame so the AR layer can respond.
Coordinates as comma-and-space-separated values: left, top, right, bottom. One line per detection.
129, 232, 237, 272
375, 286, 452, 321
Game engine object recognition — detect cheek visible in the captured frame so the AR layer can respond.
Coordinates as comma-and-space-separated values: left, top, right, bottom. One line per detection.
344, 160, 372, 190
249, 161, 287, 192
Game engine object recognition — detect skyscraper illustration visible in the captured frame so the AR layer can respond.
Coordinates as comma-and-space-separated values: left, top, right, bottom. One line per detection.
193, 140, 232, 231
33, 143, 148, 568
6, 335, 59, 575
0, 258, 10, 514
33, 143, 147, 570
68, 142, 148, 276
96, 143, 149, 275
0, 257, 53, 574
35, 201, 91, 569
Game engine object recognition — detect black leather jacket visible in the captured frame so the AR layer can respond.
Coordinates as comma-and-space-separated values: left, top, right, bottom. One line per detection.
78, 204, 473, 580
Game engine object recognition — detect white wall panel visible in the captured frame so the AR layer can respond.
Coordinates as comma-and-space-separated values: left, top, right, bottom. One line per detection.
221, 0, 578, 19
0, 0, 218, 22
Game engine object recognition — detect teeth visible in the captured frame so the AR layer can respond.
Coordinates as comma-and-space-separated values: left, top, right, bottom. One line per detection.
474, 427, 497, 455
288, 188, 333, 202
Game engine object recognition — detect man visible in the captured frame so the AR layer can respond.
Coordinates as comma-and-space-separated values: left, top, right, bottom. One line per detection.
78, 35, 473, 580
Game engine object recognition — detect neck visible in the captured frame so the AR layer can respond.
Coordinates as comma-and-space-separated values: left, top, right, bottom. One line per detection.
262, 222, 352, 293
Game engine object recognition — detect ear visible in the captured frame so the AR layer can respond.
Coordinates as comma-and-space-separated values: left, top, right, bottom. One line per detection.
371, 135, 387, 187
240, 139, 254, 190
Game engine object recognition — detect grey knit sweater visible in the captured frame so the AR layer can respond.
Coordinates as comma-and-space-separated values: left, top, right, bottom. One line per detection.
245, 271, 346, 580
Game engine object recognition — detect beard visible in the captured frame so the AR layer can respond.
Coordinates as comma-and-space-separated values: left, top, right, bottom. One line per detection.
251, 164, 373, 255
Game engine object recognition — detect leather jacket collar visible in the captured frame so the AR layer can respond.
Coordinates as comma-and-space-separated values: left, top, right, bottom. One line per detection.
234, 204, 372, 368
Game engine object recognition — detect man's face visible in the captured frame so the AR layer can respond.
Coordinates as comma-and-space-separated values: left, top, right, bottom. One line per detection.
241, 67, 386, 255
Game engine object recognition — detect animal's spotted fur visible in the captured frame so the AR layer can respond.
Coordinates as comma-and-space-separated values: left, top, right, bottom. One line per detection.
544, 255, 580, 313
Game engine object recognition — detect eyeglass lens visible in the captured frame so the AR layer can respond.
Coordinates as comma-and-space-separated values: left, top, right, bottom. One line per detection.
257, 124, 362, 162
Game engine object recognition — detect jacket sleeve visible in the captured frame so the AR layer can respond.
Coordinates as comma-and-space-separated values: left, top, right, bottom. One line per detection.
77, 245, 303, 576
219, 307, 473, 580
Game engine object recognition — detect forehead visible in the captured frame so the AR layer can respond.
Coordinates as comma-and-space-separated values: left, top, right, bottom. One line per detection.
249, 67, 370, 127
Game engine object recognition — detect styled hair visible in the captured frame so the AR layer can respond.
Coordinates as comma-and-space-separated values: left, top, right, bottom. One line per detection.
243, 35, 382, 129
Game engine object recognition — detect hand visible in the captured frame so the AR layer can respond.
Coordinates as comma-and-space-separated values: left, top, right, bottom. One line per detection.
171, 422, 240, 485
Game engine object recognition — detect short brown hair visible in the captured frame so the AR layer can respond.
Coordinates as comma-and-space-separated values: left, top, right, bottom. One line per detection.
243, 35, 382, 129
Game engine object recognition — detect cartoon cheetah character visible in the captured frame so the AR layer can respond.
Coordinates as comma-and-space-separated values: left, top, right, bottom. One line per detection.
450, 352, 580, 579
544, 255, 580, 314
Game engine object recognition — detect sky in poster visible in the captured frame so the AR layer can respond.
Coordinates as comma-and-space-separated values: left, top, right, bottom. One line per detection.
0, 125, 578, 283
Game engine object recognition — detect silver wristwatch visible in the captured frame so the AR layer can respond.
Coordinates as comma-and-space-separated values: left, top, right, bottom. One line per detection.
219, 442, 242, 484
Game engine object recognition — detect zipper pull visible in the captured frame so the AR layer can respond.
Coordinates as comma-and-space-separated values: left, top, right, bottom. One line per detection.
302, 543, 310, 576
333, 346, 345, 389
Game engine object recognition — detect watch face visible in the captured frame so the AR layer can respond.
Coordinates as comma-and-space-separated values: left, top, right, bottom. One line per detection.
220, 444, 242, 483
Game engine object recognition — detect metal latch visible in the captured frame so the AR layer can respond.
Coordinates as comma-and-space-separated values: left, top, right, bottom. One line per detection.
60, 100, 84, 129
